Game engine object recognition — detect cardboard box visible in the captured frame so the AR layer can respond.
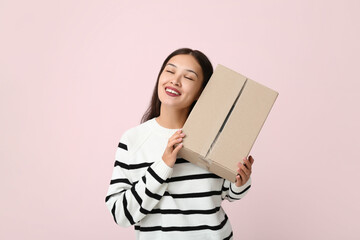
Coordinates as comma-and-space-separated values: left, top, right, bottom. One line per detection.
178, 64, 278, 182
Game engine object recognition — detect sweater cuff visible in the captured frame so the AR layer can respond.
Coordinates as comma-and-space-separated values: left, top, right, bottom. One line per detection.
232, 177, 252, 193
151, 159, 173, 181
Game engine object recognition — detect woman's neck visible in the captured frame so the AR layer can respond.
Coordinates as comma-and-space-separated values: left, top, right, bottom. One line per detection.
156, 106, 189, 129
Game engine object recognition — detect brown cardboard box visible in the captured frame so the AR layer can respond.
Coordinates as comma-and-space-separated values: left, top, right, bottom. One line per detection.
178, 64, 278, 182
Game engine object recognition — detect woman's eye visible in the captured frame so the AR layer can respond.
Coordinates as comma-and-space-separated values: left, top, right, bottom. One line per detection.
184, 76, 193, 81
166, 70, 174, 74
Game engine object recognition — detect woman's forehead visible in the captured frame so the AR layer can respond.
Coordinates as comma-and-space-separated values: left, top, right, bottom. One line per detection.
166, 54, 202, 78
167, 55, 201, 70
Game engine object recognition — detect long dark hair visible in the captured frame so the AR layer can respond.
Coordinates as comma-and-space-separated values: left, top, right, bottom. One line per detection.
141, 48, 213, 123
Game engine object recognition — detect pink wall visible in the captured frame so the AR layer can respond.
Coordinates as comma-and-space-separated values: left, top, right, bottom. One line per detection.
1, 0, 359, 239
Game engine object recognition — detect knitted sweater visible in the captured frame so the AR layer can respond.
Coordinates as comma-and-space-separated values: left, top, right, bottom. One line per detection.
105, 118, 251, 240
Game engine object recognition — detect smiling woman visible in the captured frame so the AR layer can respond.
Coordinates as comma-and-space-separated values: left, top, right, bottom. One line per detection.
141, 48, 213, 126
156, 54, 204, 125
105, 48, 254, 240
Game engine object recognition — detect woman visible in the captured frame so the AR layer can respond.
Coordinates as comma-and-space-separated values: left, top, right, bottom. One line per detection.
105, 48, 254, 240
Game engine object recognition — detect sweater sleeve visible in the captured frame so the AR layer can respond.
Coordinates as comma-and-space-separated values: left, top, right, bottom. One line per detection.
105, 133, 173, 227
221, 177, 251, 202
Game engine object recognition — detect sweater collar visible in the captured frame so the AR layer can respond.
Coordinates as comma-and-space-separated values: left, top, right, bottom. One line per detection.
150, 118, 180, 137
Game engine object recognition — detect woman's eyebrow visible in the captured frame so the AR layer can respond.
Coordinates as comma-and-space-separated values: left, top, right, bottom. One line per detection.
166, 63, 199, 78
167, 63, 177, 68
186, 69, 199, 78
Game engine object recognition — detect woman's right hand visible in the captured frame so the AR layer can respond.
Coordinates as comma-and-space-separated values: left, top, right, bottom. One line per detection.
162, 130, 185, 168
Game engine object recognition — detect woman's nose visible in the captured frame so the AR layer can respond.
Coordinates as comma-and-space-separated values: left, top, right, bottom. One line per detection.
171, 81, 180, 86
170, 75, 181, 86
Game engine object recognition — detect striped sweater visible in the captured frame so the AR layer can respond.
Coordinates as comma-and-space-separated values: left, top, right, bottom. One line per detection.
105, 118, 251, 240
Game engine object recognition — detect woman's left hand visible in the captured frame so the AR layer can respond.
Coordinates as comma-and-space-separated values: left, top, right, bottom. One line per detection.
235, 155, 254, 187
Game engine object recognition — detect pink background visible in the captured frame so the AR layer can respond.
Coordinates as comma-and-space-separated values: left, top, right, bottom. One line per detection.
1, 0, 359, 239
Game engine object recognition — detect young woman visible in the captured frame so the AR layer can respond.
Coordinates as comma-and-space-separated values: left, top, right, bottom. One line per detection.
105, 48, 254, 240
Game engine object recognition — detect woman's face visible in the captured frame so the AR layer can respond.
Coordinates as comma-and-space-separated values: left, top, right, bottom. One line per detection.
157, 54, 204, 112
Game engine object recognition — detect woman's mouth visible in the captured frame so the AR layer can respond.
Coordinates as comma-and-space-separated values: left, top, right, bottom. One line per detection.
165, 87, 181, 97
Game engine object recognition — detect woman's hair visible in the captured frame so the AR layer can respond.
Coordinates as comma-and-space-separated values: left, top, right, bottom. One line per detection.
141, 48, 213, 123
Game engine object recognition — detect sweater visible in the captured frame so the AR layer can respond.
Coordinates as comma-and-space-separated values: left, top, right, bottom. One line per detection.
105, 118, 251, 240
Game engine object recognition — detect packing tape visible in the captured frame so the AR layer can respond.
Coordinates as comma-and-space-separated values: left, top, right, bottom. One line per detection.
198, 156, 212, 170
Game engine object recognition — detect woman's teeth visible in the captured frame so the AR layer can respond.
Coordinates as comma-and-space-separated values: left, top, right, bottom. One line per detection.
166, 88, 180, 95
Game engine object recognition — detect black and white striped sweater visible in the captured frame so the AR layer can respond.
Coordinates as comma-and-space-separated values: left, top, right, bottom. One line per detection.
105, 118, 251, 240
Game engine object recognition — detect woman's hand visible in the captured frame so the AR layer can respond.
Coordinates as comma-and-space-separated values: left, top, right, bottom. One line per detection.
162, 130, 185, 168
235, 155, 254, 187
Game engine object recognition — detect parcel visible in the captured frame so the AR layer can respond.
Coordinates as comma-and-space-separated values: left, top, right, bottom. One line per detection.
178, 64, 278, 182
